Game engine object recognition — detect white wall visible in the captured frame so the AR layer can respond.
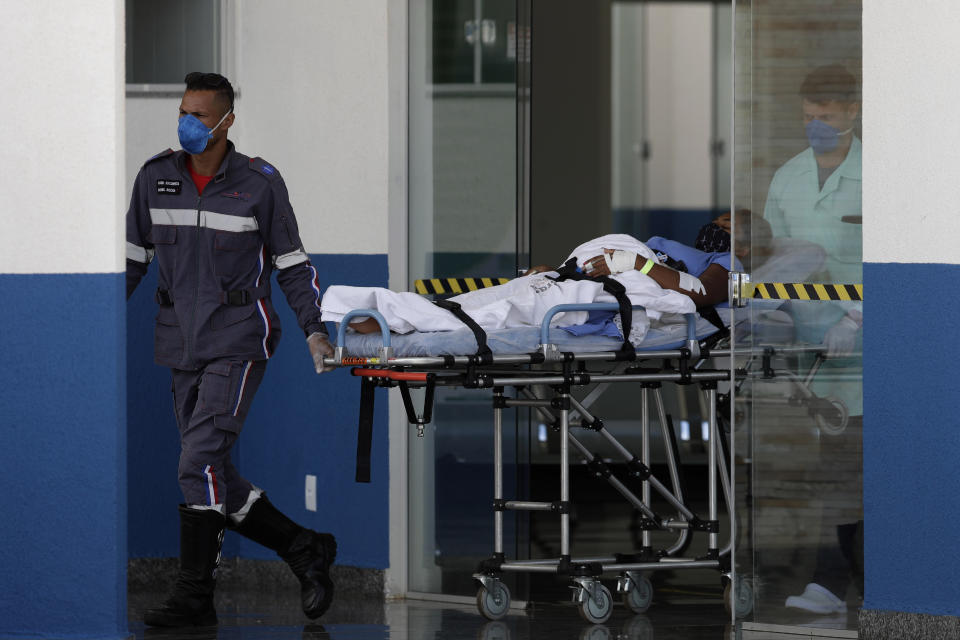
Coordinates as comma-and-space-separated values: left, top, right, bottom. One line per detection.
863, 1, 960, 265
125, 0, 391, 256
126, 96, 180, 197
236, 0, 388, 254
0, 0, 125, 274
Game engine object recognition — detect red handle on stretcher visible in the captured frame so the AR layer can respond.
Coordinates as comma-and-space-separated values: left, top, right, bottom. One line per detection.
351, 368, 428, 382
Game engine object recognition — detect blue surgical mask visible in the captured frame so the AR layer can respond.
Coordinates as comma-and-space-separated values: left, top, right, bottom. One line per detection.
805, 119, 853, 155
178, 108, 232, 155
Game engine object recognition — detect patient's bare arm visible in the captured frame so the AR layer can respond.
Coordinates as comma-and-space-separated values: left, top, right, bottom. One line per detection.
582, 253, 729, 307
685, 264, 729, 307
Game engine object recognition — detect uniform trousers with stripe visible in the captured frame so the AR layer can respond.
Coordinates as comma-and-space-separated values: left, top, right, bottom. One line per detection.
171, 358, 267, 514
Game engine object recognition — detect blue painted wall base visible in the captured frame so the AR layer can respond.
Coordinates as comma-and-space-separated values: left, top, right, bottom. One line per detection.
0, 273, 128, 639
127, 254, 389, 568
863, 262, 960, 616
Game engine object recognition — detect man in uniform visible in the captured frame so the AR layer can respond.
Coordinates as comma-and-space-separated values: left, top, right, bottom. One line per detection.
763, 64, 864, 615
126, 72, 337, 627
763, 63, 863, 356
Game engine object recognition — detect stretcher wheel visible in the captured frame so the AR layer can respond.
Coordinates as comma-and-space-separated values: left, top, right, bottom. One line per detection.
477, 620, 510, 640
814, 395, 848, 436
578, 624, 612, 640
723, 576, 754, 618
621, 615, 654, 640
621, 575, 653, 614
578, 584, 613, 624
476, 581, 511, 621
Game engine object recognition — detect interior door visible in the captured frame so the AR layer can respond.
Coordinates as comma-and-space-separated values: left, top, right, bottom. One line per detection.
528, 0, 613, 270
406, 0, 532, 598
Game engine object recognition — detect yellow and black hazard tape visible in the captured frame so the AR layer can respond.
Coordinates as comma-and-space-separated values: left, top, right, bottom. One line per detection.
414, 277, 510, 295
414, 276, 862, 301
750, 282, 863, 301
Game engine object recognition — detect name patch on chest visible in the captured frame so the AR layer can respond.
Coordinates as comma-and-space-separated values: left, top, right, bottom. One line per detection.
221, 191, 252, 201
156, 179, 182, 195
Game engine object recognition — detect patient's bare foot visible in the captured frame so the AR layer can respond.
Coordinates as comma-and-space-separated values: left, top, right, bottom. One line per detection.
351, 317, 382, 334
522, 265, 552, 276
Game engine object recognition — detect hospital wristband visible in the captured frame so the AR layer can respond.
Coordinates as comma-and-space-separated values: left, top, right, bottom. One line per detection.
638, 258, 654, 275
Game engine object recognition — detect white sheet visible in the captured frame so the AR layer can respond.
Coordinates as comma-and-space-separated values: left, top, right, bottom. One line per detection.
321, 235, 696, 338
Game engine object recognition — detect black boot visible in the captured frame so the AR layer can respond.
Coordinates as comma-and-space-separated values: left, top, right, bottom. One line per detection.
231, 496, 337, 619
144, 506, 225, 628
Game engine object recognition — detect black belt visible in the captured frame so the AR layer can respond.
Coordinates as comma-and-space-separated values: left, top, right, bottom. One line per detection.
219, 286, 269, 306
155, 286, 268, 307
155, 288, 174, 306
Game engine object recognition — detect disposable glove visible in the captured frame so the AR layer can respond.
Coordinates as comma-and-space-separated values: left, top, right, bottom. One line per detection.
602, 250, 638, 274
677, 272, 706, 295
307, 331, 336, 374
823, 314, 860, 357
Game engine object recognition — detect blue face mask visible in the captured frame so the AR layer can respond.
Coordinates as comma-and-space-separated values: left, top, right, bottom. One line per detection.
805, 119, 853, 155
178, 108, 232, 155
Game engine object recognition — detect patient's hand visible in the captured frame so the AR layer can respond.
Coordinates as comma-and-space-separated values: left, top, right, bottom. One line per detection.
583, 249, 628, 276
583, 254, 611, 276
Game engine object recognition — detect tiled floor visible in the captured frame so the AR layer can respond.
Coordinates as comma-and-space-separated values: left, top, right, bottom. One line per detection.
130, 590, 723, 639
128, 588, 857, 639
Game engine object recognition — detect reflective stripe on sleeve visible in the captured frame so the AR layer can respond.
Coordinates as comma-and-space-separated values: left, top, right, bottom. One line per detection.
274, 249, 309, 269
126, 241, 155, 264
149, 208, 260, 233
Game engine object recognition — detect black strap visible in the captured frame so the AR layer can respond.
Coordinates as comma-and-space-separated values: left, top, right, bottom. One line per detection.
549, 258, 636, 359
434, 299, 493, 362
699, 305, 726, 332
355, 377, 376, 483
220, 285, 269, 306
155, 288, 173, 306
660, 254, 688, 274
399, 376, 436, 425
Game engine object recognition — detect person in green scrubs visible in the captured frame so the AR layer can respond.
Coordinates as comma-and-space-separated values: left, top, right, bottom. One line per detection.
763, 63, 862, 406
764, 64, 864, 615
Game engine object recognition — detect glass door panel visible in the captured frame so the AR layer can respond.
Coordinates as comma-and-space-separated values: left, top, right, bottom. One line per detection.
407, 0, 528, 597
731, 0, 863, 633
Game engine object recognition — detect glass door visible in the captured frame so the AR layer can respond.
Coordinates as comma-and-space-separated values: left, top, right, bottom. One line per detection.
407, 0, 531, 598
730, 0, 863, 633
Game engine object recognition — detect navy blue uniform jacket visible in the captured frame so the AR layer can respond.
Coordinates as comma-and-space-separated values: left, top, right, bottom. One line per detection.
126, 142, 325, 370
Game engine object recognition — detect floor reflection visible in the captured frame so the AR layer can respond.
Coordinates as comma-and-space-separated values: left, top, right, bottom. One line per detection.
128, 589, 739, 640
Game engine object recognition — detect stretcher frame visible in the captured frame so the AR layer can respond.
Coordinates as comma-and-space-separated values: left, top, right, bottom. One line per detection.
324, 303, 748, 623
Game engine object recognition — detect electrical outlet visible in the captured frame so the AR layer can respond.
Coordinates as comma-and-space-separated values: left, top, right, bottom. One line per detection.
305, 474, 317, 512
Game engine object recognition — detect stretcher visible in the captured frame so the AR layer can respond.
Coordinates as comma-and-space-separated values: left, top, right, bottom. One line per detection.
323, 303, 752, 623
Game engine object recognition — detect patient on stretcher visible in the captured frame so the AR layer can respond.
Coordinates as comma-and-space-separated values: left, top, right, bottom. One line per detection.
321, 212, 771, 344
523, 210, 767, 302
